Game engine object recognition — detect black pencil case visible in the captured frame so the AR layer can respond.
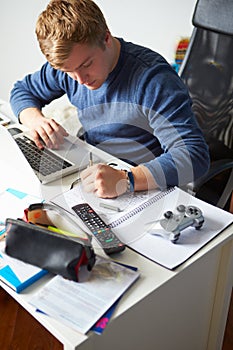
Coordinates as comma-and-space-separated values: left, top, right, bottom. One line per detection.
4, 218, 96, 282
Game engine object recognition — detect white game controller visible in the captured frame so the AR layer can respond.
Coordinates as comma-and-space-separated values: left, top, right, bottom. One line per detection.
159, 204, 204, 243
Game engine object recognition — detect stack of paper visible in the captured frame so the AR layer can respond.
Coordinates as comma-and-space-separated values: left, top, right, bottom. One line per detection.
29, 257, 140, 334
0, 250, 47, 293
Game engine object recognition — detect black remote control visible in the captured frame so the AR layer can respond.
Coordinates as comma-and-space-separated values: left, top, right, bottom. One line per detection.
71, 203, 125, 255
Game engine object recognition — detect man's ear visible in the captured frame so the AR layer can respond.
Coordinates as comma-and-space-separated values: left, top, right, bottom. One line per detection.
104, 30, 111, 47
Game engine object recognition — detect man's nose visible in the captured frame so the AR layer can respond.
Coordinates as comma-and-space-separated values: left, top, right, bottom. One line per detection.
73, 71, 86, 85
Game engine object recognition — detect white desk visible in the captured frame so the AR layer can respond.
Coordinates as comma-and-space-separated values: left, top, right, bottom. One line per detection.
0, 118, 233, 350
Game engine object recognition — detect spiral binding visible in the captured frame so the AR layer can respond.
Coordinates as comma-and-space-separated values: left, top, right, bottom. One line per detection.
109, 187, 175, 228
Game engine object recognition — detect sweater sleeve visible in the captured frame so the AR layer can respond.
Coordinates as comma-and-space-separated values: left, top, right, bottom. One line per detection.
137, 62, 210, 189
10, 63, 65, 118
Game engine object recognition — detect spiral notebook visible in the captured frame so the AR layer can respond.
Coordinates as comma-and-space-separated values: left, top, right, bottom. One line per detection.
50, 185, 175, 229
50, 185, 233, 269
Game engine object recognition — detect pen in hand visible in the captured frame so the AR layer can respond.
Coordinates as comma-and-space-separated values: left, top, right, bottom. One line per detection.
89, 152, 93, 167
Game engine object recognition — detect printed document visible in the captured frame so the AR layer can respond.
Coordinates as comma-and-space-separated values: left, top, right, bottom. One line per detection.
29, 257, 140, 334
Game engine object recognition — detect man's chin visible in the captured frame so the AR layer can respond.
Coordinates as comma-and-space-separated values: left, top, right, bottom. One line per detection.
85, 85, 98, 90
85, 81, 102, 90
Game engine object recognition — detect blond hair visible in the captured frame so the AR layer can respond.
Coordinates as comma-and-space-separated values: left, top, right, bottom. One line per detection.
36, 0, 108, 69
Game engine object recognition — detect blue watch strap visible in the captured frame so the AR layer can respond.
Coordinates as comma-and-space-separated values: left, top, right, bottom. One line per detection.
126, 171, 134, 192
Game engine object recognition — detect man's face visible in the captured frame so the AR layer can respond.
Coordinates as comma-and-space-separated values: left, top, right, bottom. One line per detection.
61, 35, 115, 90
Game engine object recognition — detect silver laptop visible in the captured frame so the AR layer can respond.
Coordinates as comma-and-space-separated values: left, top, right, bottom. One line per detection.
4, 124, 101, 184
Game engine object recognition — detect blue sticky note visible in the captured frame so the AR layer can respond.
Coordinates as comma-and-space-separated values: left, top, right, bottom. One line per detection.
6, 188, 27, 199
0, 228, 6, 236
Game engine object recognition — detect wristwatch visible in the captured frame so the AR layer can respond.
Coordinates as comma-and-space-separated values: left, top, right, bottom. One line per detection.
107, 161, 135, 193
125, 170, 135, 192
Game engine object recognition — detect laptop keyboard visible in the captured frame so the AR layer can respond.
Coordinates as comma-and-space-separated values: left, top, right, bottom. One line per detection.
15, 135, 72, 176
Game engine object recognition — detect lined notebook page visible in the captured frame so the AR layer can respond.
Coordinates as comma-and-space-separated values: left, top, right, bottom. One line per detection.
50, 184, 175, 228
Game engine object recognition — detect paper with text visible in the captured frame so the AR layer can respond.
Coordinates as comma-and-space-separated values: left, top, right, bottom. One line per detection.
50, 184, 171, 228
29, 257, 139, 334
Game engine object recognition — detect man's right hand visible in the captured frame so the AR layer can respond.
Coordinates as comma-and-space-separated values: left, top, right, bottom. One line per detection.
19, 107, 69, 149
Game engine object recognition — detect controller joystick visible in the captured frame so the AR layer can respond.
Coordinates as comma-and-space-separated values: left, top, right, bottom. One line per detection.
159, 205, 204, 243
164, 211, 173, 219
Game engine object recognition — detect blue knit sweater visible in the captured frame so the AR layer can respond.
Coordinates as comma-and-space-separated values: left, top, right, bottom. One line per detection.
10, 38, 210, 189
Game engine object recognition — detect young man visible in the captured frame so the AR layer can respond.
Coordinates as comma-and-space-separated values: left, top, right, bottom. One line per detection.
10, 0, 209, 198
